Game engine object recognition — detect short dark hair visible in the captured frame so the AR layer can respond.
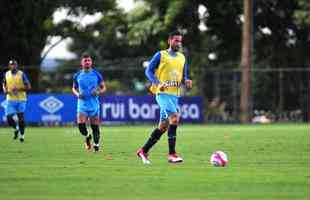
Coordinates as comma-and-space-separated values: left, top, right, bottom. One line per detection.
9, 59, 18, 65
169, 30, 182, 38
81, 53, 91, 59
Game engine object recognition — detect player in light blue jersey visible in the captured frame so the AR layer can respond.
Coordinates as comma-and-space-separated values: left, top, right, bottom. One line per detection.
72, 54, 106, 152
137, 31, 193, 164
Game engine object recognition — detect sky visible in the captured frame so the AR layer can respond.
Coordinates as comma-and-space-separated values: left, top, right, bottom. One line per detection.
41, 0, 135, 60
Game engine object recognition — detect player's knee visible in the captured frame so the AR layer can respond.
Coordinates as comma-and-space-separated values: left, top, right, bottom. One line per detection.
7, 114, 14, 121
6, 115, 16, 126
77, 113, 87, 123
169, 114, 179, 125
18, 116, 25, 123
158, 121, 168, 132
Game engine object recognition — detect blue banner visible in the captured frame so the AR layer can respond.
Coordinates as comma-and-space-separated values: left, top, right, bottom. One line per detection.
0, 94, 204, 124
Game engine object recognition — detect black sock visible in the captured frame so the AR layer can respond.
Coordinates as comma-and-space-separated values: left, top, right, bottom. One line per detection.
7, 115, 17, 130
17, 113, 25, 136
91, 124, 100, 145
142, 128, 164, 153
78, 123, 88, 137
168, 125, 177, 154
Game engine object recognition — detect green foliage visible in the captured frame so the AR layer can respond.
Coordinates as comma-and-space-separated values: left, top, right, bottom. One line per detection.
104, 79, 129, 94
0, 0, 117, 65
127, 8, 162, 46
294, 0, 310, 26
164, 0, 186, 27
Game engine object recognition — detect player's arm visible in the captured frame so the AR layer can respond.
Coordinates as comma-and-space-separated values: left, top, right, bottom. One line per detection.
183, 62, 192, 89
72, 73, 83, 99
92, 80, 106, 96
72, 84, 80, 97
2, 78, 9, 94
98, 80, 106, 94
20, 73, 31, 91
92, 71, 105, 96
145, 52, 166, 91
72, 84, 84, 99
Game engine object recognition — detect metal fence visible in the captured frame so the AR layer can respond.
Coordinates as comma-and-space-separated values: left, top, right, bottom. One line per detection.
1, 64, 310, 123
200, 68, 310, 123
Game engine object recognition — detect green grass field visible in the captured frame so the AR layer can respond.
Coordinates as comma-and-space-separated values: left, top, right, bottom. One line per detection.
0, 124, 310, 200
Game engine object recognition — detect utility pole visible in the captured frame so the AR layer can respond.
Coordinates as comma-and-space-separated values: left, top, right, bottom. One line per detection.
240, 0, 253, 123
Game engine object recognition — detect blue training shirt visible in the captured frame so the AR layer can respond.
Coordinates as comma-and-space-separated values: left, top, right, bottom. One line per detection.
73, 69, 103, 111
145, 51, 190, 85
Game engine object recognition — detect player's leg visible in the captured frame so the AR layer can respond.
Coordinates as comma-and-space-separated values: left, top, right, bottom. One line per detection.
16, 101, 27, 142
16, 113, 25, 142
77, 112, 92, 150
167, 112, 183, 163
89, 113, 100, 152
5, 101, 19, 140
6, 114, 19, 140
165, 96, 183, 163
137, 120, 168, 164
141, 119, 168, 154
137, 94, 168, 164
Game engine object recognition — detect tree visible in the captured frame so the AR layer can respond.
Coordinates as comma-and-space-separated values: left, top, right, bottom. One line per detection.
0, 0, 116, 65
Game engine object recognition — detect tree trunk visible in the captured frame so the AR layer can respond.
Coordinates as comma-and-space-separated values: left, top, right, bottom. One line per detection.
240, 0, 253, 123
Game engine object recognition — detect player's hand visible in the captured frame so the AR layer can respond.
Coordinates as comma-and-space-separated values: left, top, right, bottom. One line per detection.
12, 87, 18, 96
158, 83, 167, 92
185, 79, 193, 89
4, 90, 12, 95
78, 93, 84, 99
91, 89, 100, 96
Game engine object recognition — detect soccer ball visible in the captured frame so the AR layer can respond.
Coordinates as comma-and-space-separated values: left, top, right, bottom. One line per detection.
210, 151, 228, 167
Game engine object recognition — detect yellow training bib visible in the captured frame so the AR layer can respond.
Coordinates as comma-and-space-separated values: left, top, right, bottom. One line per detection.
149, 50, 186, 96
5, 70, 27, 100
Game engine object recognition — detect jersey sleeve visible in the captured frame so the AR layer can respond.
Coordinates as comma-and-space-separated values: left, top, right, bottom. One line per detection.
2, 73, 7, 86
145, 52, 161, 85
73, 72, 79, 88
183, 62, 190, 81
22, 72, 30, 85
94, 70, 103, 84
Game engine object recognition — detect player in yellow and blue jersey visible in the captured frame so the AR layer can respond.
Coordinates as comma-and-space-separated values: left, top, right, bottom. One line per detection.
72, 54, 106, 152
137, 31, 193, 164
2, 60, 31, 142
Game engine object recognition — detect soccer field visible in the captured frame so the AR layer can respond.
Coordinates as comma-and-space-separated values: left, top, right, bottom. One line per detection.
0, 124, 310, 200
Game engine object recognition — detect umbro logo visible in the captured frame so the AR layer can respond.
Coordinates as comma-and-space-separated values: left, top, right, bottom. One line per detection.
39, 96, 64, 114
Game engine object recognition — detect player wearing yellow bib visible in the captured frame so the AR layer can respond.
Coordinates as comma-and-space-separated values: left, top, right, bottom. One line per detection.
2, 60, 31, 142
137, 31, 193, 164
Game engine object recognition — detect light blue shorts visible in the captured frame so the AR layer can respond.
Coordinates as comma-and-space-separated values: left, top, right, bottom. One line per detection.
78, 107, 100, 118
5, 100, 27, 116
155, 93, 179, 121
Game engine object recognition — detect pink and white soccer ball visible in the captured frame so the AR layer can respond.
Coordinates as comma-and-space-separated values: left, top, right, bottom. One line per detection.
210, 151, 228, 167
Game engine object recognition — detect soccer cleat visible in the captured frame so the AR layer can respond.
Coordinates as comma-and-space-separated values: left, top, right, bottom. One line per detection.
19, 138, 24, 143
84, 135, 92, 151
93, 145, 99, 152
168, 153, 183, 163
13, 130, 19, 140
137, 148, 151, 164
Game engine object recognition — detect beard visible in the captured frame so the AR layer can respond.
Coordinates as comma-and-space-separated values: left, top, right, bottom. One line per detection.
10, 68, 17, 73
172, 45, 181, 52
83, 65, 91, 70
